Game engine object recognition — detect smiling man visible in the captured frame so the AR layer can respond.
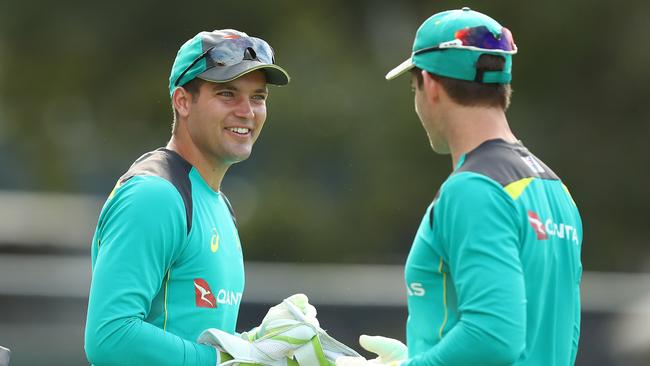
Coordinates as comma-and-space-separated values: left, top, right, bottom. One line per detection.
85, 29, 290, 365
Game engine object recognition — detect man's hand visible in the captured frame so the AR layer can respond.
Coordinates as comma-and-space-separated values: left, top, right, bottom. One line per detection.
199, 321, 317, 366
248, 294, 361, 362
199, 294, 360, 366
336, 335, 407, 366
247, 293, 320, 341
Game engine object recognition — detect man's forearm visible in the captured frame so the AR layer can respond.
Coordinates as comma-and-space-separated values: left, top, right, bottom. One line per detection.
85, 317, 217, 366
404, 318, 524, 366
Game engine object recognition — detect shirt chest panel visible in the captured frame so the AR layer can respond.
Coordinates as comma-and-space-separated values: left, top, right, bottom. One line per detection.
176, 194, 244, 289
161, 192, 244, 339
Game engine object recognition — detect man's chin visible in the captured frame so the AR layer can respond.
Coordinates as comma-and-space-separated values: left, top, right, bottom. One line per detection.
226, 150, 253, 165
429, 140, 449, 155
431, 147, 449, 155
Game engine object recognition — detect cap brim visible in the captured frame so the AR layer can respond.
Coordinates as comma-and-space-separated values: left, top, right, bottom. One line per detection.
385, 57, 415, 80
198, 60, 290, 86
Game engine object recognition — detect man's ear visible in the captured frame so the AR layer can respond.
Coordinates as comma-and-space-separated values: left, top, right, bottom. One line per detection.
172, 87, 192, 118
421, 70, 440, 104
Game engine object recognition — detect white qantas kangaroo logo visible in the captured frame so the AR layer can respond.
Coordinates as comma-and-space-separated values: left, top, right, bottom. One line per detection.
194, 282, 214, 307
528, 216, 545, 234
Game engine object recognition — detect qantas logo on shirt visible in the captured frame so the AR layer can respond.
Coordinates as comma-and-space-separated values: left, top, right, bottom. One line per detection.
527, 211, 548, 240
527, 211, 579, 244
193, 279, 242, 308
216, 289, 242, 306
194, 279, 217, 308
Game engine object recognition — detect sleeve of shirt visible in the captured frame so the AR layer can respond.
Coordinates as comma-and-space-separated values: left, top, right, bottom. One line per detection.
84, 176, 217, 366
570, 264, 582, 364
404, 173, 526, 366
570, 284, 581, 364
571, 199, 583, 364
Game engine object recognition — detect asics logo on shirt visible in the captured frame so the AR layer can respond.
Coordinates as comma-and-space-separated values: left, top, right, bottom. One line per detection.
194, 279, 217, 308
210, 228, 219, 253
527, 211, 579, 244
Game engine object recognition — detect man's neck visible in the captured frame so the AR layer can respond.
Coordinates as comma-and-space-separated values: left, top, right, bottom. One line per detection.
166, 135, 228, 192
445, 106, 517, 168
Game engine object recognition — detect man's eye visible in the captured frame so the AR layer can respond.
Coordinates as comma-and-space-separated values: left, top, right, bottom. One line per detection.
218, 91, 234, 97
252, 95, 267, 101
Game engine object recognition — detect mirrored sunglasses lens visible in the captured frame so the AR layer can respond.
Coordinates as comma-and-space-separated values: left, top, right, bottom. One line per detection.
248, 37, 274, 63
208, 42, 246, 66
456, 26, 515, 51
207, 38, 274, 66
501, 28, 516, 50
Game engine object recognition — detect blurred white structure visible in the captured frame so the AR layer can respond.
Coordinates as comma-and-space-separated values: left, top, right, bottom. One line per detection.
1, 190, 649, 309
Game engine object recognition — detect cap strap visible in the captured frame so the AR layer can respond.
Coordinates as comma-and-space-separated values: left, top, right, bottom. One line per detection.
474, 68, 486, 83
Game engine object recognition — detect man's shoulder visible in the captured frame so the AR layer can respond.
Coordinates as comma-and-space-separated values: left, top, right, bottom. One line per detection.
440, 171, 504, 202
111, 148, 194, 233
454, 139, 559, 187
120, 148, 192, 185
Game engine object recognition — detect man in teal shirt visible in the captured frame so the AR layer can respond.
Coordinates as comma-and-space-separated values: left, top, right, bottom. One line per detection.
85, 29, 290, 365
337, 7, 582, 366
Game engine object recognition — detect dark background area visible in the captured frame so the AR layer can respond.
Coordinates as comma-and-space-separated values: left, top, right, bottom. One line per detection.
0, 0, 648, 270
0, 0, 649, 365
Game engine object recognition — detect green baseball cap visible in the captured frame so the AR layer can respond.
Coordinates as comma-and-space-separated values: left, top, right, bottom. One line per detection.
386, 7, 517, 84
169, 29, 290, 97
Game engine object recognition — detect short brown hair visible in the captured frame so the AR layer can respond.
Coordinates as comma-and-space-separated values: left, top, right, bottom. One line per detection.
411, 54, 512, 110
171, 78, 206, 133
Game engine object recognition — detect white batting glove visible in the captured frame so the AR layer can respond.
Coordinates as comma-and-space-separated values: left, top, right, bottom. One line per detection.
336, 335, 407, 366
199, 321, 317, 366
199, 294, 360, 366
247, 293, 320, 340
246, 293, 360, 364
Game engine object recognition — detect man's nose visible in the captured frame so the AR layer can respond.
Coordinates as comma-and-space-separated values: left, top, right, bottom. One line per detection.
234, 98, 255, 120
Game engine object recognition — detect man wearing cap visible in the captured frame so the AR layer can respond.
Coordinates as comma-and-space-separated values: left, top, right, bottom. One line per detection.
337, 8, 582, 366
84, 29, 291, 365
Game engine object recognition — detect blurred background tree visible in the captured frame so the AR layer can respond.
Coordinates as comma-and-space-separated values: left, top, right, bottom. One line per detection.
0, 0, 648, 271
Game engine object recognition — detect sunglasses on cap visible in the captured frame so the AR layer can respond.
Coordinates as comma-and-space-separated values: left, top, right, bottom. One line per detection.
174, 36, 276, 87
414, 25, 517, 56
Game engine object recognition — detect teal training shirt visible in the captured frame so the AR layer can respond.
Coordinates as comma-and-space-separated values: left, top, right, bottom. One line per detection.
85, 148, 245, 366
403, 139, 582, 366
